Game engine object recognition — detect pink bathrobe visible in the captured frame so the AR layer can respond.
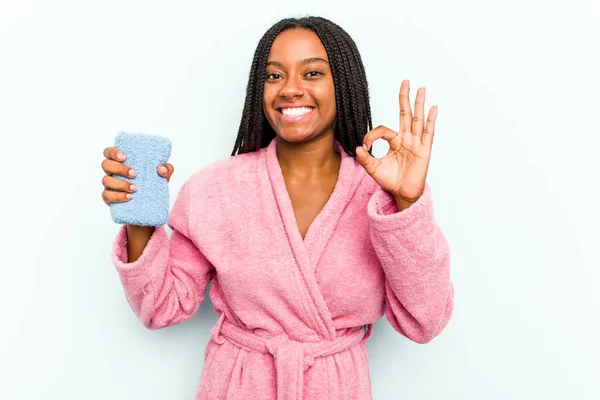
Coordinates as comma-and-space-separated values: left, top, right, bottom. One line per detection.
111, 137, 454, 400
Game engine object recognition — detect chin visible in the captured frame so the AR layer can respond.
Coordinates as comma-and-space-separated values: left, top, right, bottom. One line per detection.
276, 131, 314, 143
275, 127, 330, 145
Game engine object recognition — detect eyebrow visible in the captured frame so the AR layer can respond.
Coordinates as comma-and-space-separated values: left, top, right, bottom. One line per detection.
266, 57, 329, 67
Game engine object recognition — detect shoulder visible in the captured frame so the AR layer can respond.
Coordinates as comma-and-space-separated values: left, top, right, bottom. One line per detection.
358, 167, 380, 194
349, 157, 380, 197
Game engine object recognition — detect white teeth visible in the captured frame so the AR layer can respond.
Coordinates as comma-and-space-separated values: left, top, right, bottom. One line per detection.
281, 107, 313, 117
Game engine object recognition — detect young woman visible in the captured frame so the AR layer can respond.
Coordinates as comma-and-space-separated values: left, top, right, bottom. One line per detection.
101, 16, 454, 400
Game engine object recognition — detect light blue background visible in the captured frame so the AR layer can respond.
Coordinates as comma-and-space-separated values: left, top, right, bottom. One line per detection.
1, 0, 598, 399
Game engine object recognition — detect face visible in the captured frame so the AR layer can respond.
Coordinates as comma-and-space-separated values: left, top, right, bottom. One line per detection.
263, 28, 336, 143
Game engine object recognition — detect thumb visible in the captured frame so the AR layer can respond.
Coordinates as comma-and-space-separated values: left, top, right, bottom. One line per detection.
355, 145, 378, 176
158, 163, 175, 182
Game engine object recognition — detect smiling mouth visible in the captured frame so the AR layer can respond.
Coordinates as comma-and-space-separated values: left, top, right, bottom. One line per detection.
279, 107, 314, 117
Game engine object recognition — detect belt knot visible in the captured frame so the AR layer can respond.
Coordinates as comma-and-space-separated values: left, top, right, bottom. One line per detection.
265, 334, 316, 372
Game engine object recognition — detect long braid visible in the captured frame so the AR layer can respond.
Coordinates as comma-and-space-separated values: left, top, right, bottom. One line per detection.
231, 17, 372, 158
321, 23, 360, 153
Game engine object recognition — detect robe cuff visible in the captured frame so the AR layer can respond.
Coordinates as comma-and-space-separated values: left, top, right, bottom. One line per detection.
111, 224, 169, 278
366, 183, 434, 232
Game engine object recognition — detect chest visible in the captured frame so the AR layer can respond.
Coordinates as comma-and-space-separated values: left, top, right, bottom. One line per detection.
201, 160, 386, 326
212, 187, 385, 325
286, 178, 337, 239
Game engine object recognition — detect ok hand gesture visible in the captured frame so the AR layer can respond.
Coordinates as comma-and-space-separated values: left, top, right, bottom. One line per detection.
356, 80, 438, 207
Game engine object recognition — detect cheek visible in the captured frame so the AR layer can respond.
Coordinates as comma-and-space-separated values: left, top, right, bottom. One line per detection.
329, 91, 336, 116
262, 86, 276, 112
320, 83, 336, 119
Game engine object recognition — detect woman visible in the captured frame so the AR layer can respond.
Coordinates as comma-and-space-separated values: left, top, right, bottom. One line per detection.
101, 16, 453, 400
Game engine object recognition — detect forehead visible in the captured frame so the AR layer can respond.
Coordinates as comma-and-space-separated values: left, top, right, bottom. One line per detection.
267, 29, 329, 61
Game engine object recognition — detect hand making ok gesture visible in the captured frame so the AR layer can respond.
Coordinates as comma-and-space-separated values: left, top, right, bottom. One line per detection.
356, 80, 438, 207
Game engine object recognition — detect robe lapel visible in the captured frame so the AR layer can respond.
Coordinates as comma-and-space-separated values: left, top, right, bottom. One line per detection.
302, 140, 363, 270
265, 137, 363, 340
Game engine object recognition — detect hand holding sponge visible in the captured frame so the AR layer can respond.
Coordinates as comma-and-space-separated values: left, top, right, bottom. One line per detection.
109, 132, 172, 226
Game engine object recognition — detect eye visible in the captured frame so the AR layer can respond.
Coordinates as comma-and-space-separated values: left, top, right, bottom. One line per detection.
305, 71, 322, 78
266, 73, 282, 80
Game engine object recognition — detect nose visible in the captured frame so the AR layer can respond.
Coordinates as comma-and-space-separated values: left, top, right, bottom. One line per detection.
279, 75, 304, 100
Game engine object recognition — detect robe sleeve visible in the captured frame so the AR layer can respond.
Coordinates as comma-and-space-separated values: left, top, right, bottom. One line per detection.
111, 180, 215, 330
367, 183, 454, 344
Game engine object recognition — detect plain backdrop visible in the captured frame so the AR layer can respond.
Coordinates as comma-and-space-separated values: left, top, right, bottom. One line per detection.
1, 0, 599, 399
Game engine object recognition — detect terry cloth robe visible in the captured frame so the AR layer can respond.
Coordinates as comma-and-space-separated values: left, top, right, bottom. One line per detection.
111, 137, 454, 400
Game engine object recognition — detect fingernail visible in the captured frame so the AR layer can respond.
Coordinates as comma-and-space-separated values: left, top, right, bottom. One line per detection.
363, 144, 368, 151
128, 169, 136, 177
126, 194, 133, 199
117, 153, 125, 161
130, 185, 137, 191
159, 166, 167, 174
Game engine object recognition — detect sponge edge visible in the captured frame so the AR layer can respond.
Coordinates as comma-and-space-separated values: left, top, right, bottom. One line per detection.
110, 132, 172, 226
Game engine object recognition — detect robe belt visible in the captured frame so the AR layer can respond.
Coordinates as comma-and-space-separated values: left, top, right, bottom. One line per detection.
211, 318, 369, 400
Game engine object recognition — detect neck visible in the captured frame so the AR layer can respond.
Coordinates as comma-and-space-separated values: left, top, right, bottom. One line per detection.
275, 135, 341, 181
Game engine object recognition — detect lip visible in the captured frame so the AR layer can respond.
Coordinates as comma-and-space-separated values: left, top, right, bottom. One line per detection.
276, 106, 315, 124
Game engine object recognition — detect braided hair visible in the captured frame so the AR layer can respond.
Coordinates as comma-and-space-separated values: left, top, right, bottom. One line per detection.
231, 16, 373, 158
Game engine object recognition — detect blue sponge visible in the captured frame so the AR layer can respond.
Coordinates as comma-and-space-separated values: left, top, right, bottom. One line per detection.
110, 131, 172, 226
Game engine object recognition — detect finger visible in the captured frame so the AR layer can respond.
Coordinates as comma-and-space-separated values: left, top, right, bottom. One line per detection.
101, 158, 136, 178
412, 87, 426, 139
103, 146, 126, 162
102, 188, 133, 206
102, 175, 137, 193
399, 80, 413, 134
422, 105, 438, 148
363, 125, 402, 152
157, 163, 174, 183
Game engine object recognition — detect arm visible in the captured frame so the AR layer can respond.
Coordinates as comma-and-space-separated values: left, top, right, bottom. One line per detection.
367, 184, 454, 344
111, 181, 214, 329
125, 225, 155, 263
